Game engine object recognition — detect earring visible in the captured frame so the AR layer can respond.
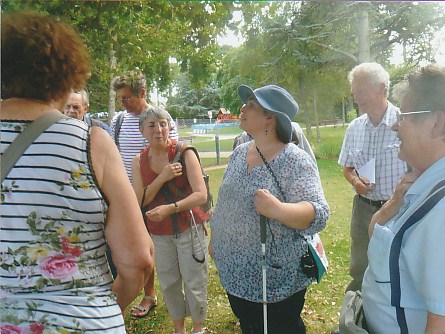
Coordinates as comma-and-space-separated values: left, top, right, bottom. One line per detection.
265, 128, 268, 135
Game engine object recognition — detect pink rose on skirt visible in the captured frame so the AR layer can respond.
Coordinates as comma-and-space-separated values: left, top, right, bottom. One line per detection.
38, 253, 78, 280
0, 322, 45, 334
0, 324, 25, 334
29, 322, 45, 334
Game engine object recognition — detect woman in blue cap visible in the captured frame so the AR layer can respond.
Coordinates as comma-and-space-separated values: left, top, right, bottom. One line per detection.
210, 85, 329, 333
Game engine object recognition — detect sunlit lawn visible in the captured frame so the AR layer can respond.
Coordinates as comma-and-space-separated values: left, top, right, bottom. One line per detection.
125, 126, 353, 334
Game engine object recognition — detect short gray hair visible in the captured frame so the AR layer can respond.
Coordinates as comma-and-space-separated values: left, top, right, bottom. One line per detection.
139, 106, 172, 131
74, 89, 89, 106
348, 62, 390, 98
394, 63, 445, 112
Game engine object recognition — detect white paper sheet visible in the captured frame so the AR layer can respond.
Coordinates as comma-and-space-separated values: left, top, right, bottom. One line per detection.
357, 158, 376, 184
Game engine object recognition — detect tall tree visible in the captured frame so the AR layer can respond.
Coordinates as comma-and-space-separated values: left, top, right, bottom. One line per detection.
217, 1, 445, 136
167, 69, 221, 119
2, 0, 235, 118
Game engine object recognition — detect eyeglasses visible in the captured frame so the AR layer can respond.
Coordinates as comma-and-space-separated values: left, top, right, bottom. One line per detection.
117, 96, 132, 102
64, 105, 82, 112
396, 110, 434, 126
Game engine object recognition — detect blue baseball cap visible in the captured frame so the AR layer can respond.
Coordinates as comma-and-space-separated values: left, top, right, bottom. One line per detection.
238, 85, 299, 143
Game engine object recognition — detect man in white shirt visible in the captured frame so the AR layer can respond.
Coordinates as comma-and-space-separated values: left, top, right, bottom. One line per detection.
338, 63, 407, 292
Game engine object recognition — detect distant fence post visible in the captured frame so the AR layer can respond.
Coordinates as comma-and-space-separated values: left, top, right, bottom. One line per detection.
215, 133, 221, 166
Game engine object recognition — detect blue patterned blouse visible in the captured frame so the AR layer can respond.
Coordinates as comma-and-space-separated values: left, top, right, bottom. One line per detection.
210, 142, 329, 303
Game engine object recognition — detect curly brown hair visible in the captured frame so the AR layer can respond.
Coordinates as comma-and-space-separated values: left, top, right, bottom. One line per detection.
1, 11, 91, 102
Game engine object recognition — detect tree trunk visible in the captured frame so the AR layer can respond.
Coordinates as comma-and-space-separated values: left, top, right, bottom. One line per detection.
357, 3, 371, 63
108, 45, 117, 122
342, 98, 346, 126
313, 87, 321, 143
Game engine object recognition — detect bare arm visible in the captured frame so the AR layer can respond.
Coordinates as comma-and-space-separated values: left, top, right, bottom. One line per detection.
255, 189, 315, 230
132, 153, 183, 206
425, 312, 445, 334
145, 149, 207, 222
132, 154, 144, 204
90, 127, 154, 312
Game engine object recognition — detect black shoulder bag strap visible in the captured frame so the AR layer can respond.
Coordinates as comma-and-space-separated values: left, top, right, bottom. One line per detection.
113, 112, 125, 149
255, 145, 286, 201
1, 111, 66, 182
389, 179, 445, 334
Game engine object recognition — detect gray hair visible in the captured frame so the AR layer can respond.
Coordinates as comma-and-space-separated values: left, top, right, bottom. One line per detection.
139, 106, 172, 131
112, 71, 147, 97
73, 89, 89, 106
348, 62, 390, 98
395, 63, 445, 112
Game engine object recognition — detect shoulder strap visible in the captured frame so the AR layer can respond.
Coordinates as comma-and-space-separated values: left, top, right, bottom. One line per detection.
172, 143, 201, 164
114, 112, 125, 147
255, 145, 286, 201
1, 111, 66, 182
389, 179, 445, 333
88, 117, 102, 127
84, 116, 93, 126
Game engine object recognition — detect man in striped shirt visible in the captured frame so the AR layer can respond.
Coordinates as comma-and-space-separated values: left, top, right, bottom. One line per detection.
109, 72, 178, 318
110, 72, 178, 183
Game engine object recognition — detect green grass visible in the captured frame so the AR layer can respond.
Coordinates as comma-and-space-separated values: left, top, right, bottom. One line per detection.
307, 126, 347, 160
178, 124, 347, 160
201, 157, 230, 168
125, 126, 353, 333
192, 139, 234, 153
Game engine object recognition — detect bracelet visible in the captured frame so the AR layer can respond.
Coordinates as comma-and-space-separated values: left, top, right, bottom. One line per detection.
174, 202, 180, 213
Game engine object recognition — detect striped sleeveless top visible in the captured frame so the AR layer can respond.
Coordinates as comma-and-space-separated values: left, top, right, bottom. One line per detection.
1, 118, 126, 333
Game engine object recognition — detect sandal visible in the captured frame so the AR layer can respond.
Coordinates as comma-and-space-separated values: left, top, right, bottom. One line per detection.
131, 295, 157, 317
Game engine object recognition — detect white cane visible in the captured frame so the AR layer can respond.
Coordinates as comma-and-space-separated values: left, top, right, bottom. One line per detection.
260, 214, 268, 334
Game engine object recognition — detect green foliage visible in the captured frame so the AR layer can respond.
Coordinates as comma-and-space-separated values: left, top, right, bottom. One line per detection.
166, 70, 222, 118
369, 1, 445, 64
2, 1, 236, 114
347, 109, 358, 123
216, 1, 445, 125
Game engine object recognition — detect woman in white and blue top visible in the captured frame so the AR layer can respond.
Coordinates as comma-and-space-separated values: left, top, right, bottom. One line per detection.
210, 84, 329, 334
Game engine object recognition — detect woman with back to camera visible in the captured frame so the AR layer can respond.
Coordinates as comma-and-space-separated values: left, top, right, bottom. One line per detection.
1, 11, 153, 333
210, 85, 329, 333
132, 107, 209, 334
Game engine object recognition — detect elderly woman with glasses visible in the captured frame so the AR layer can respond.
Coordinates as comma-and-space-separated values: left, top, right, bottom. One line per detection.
210, 85, 329, 333
132, 106, 209, 334
360, 64, 445, 333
